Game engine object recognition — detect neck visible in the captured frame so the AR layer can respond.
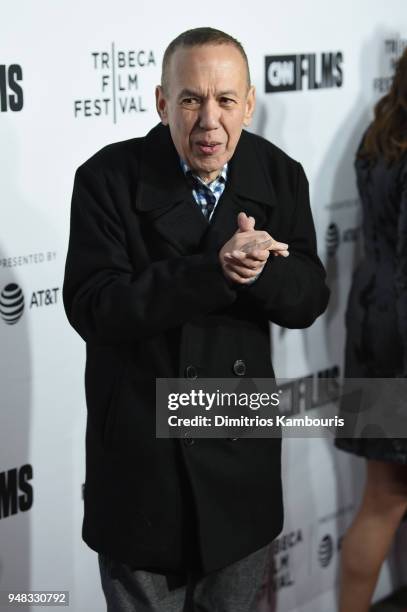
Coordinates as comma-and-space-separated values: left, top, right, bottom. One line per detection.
196, 168, 223, 183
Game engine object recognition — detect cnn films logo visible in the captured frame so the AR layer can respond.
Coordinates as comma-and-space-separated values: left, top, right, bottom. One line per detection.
265, 52, 343, 93
0, 283, 60, 325
277, 365, 340, 417
74, 44, 156, 123
0, 64, 23, 112
0, 464, 33, 519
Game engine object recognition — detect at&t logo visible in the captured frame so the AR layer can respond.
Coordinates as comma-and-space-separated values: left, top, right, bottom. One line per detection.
325, 222, 360, 257
326, 223, 340, 257
0, 283, 60, 325
0, 283, 24, 325
318, 534, 334, 567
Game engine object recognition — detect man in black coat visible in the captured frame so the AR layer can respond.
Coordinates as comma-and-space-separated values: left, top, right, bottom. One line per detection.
63, 27, 329, 612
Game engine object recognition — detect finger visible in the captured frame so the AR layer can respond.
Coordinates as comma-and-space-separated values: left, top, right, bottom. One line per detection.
226, 271, 253, 285
239, 233, 288, 253
225, 262, 264, 278
239, 237, 273, 253
225, 253, 265, 270
271, 250, 290, 257
237, 212, 255, 233
269, 241, 289, 252
231, 247, 271, 261
231, 250, 247, 259
244, 249, 270, 262
228, 249, 269, 263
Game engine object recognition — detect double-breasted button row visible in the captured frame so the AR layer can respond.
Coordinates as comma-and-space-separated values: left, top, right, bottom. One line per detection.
185, 361, 246, 378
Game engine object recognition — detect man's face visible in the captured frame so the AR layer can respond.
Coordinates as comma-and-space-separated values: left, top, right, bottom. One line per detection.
156, 44, 255, 182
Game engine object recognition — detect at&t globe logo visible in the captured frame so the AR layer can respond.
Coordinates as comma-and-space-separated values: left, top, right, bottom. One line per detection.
325, 223, 340, 257
0, 283, 25, 325
318, 534, 334, 568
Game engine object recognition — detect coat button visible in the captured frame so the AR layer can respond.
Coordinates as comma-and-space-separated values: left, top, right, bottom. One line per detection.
184, 437, 195, 447
233, 359, 246, 376
185, 365, 198, 379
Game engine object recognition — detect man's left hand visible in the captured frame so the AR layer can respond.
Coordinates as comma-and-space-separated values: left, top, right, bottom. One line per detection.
223, 212, 289, 283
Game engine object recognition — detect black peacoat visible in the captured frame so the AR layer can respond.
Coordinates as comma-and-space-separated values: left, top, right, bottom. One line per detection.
63, 123, 329, 574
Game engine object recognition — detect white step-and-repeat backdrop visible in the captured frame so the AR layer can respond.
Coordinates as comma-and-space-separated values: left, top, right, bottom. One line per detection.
1, 1, 407, 611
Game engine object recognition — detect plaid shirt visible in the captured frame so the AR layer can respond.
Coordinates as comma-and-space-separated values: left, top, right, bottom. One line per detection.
180, 159, 228, 221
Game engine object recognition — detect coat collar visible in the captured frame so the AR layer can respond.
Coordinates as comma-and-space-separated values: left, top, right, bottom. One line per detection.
135, 123, 278, 256
136, 123, 277, 211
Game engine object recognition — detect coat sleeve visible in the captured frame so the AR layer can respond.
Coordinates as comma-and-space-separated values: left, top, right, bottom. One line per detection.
395, 164, 407, 375
241, 163, 330, 328
63, 164, 237, 344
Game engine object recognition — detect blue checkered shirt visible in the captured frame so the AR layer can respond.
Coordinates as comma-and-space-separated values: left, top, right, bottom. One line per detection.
180, 159, 228, 221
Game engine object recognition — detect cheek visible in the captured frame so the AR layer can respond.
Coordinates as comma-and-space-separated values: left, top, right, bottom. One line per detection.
223, 115, 245, 147
225, 128, 241, 150
177, 111, 195, 132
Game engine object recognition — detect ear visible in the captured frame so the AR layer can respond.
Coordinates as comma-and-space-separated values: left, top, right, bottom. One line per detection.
155, 85, 169, 125
243, 86, 256, 127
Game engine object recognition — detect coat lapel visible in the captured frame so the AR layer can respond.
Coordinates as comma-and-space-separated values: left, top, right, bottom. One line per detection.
135, 124, 278, 256
136, 123, 209, 254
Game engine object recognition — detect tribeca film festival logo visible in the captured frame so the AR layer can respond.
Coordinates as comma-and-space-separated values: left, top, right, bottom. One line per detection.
374, 38, 407, 94
74, 45, 156, 123
271, 529, 303, 591
0, 64, 23, 112
0, 283, 60, 325
265, 52, 343, 93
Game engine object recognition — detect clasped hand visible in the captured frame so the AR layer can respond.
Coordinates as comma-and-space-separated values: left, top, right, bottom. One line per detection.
219, 212, 289, 285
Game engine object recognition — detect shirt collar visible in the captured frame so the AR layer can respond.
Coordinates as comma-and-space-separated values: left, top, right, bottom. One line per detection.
180, 158, 228, 186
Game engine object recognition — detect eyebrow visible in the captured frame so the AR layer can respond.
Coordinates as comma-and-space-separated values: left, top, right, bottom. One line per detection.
177, 88, 239, 100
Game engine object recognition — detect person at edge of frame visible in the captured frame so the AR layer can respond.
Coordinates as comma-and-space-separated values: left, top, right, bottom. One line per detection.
336, 46, 407, 612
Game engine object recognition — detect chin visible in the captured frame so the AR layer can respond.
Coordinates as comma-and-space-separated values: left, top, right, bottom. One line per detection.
201, 157, 225, 170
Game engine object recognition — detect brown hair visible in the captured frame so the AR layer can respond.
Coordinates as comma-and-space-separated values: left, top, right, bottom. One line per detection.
161, 27, 251, 93
359, 47, 407, 163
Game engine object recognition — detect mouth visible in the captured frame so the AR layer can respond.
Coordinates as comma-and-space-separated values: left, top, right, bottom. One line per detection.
194, 141, 223, 155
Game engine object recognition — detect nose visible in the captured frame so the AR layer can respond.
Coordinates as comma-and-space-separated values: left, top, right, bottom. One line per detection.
198, 99, 221, 130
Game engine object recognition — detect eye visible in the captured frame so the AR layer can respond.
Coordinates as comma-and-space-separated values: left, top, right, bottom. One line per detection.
181, 97, 200, 107
220, 97, 237, 106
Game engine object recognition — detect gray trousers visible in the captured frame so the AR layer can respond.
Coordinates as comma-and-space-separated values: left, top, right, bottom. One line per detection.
98, 544, 270, 612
